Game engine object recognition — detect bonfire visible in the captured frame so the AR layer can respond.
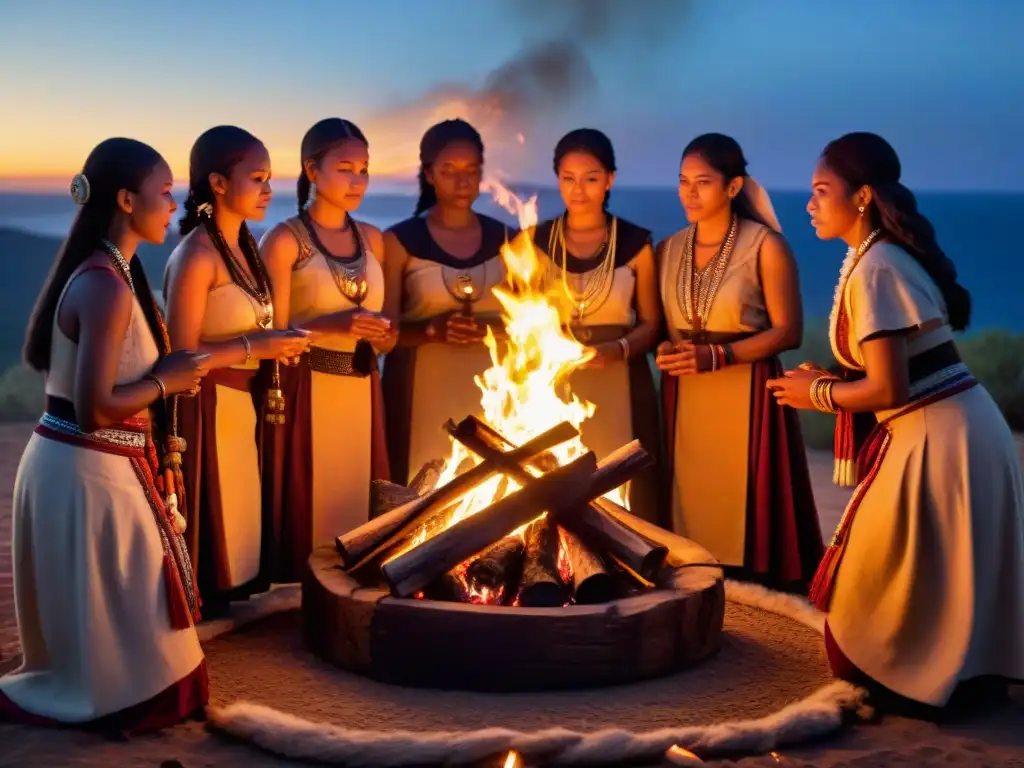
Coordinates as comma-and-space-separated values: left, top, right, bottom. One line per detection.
334, 182, 663, 608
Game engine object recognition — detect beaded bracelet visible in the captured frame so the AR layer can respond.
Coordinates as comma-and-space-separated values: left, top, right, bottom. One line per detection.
708, 344, 732, 373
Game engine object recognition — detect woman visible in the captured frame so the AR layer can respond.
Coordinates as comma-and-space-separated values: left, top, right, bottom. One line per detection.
381, 118, 516, 484
655, 133, 822, 590
519, 128, 663, 523
164, 126, 311, 612
260, 118, 392, 580
768, 131, 1024, 711
0, 139, 210, 731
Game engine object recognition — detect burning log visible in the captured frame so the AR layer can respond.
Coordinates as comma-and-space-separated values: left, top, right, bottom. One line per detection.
409, 458, 446, 495
381, 451, 598, 598
422, 571, 469, 603
557, 525, 614, 604
517, 517, 569, 608
369, 480, 420, 520
464, 536, 525, 605
447, 417, 668, 581
336, 420, 579, 570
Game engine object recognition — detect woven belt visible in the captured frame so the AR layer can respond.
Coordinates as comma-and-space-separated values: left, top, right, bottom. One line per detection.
40, 412, 148, 450
308, 346, 368, 377
674, 329, 756, 345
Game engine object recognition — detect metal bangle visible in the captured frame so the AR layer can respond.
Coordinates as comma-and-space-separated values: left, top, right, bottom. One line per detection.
145, 373, 166, 400
241, 335, 252, 362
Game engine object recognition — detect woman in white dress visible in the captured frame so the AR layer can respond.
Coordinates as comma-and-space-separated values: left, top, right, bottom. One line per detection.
165, 126, 311, 614
0, 139, 211, 732
769, 132, 1024, 713
655, 133, 822, 590
381, 119, 515, 484
260, 118, 392, 580
516, 128, 663, 522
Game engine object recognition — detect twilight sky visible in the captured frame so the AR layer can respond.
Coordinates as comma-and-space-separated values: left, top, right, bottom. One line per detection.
1, 0, 1020, 192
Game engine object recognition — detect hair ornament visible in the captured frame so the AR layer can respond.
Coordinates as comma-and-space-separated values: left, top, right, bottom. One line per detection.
69, 173, 91, 206
196, 201, 214, 218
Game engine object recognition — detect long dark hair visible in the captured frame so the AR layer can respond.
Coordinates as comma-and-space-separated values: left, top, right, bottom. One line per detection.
681, 133, 772, 228
822, 132, 971, 331
414, 119, 485, 217
24, 138, 167, 373
298, 118, 368, 213
553, 128, 616, 209
179, 125, 272, 299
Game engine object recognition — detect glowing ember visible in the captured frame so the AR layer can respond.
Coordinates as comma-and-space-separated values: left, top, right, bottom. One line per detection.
401, 177, 629, 602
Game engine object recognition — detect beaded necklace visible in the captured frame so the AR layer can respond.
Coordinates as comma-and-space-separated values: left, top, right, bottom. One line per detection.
828, 228, 882, 369
675, 215, 738, 331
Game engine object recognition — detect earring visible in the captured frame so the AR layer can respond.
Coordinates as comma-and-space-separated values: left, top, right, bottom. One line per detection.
858, 206, 865, 215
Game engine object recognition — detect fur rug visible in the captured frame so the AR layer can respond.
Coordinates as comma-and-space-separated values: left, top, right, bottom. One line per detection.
201, 580, 866, 766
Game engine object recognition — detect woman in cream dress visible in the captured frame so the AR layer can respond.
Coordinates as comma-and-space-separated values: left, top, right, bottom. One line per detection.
260, 118, 392, 580
656, 134, 821, 590
1, 139, 210, 731
521, 129, 663, 522
382, 119, 515, 484
165, 126, 310, 612
769, 132, 1024, 711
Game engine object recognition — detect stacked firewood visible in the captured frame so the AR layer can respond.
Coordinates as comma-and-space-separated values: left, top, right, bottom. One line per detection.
337, 415, 669, 607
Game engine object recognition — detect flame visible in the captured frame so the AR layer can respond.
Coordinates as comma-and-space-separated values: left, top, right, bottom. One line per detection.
401, 176, 629, 602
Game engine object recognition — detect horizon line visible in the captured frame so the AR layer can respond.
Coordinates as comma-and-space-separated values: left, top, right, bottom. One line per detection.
1, 180, 1021, 197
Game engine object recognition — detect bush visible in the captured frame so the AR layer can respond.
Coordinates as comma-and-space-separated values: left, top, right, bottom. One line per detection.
0, 364, 44, 422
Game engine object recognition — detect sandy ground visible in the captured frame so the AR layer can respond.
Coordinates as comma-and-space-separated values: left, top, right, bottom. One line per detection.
0, 422, 1022, 767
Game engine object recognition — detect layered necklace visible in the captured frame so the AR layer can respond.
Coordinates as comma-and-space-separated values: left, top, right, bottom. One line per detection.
301, 210, 368, 306
548, 214, 618, 329
204, 220, 274, 329
675, 216, 739, 331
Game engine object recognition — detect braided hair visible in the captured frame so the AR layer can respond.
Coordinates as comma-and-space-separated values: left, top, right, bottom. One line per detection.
414, 119, 485, 217
822, 132, 971, 331
298, 118, 368, 213
553, 128, 616, 209
179, 126, 273, 301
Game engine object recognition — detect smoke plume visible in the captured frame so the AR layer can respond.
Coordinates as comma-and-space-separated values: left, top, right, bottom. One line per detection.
366, 0, 692, 181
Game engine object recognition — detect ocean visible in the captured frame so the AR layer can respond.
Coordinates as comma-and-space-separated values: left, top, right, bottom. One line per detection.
2, 188, 1022, 332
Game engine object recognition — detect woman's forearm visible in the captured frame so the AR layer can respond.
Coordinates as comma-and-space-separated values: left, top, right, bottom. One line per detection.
622, 321, 658, 357
194, 337, 250, 369
726, 323, 802, 364
84, 378, 164, 431
830, 376, 908, 413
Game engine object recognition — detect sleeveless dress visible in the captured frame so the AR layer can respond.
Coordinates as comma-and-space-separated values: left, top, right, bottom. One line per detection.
0, 264, 206, 731
382, 214, 514, 484
176, 276, 272, 608
818, 241, 1024, 707
532, 215, 664, 523
659, 219, 822, 589
267, 217, 389, 580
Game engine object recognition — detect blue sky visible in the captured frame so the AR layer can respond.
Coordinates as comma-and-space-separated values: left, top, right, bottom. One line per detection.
0, 0, 1020, 190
